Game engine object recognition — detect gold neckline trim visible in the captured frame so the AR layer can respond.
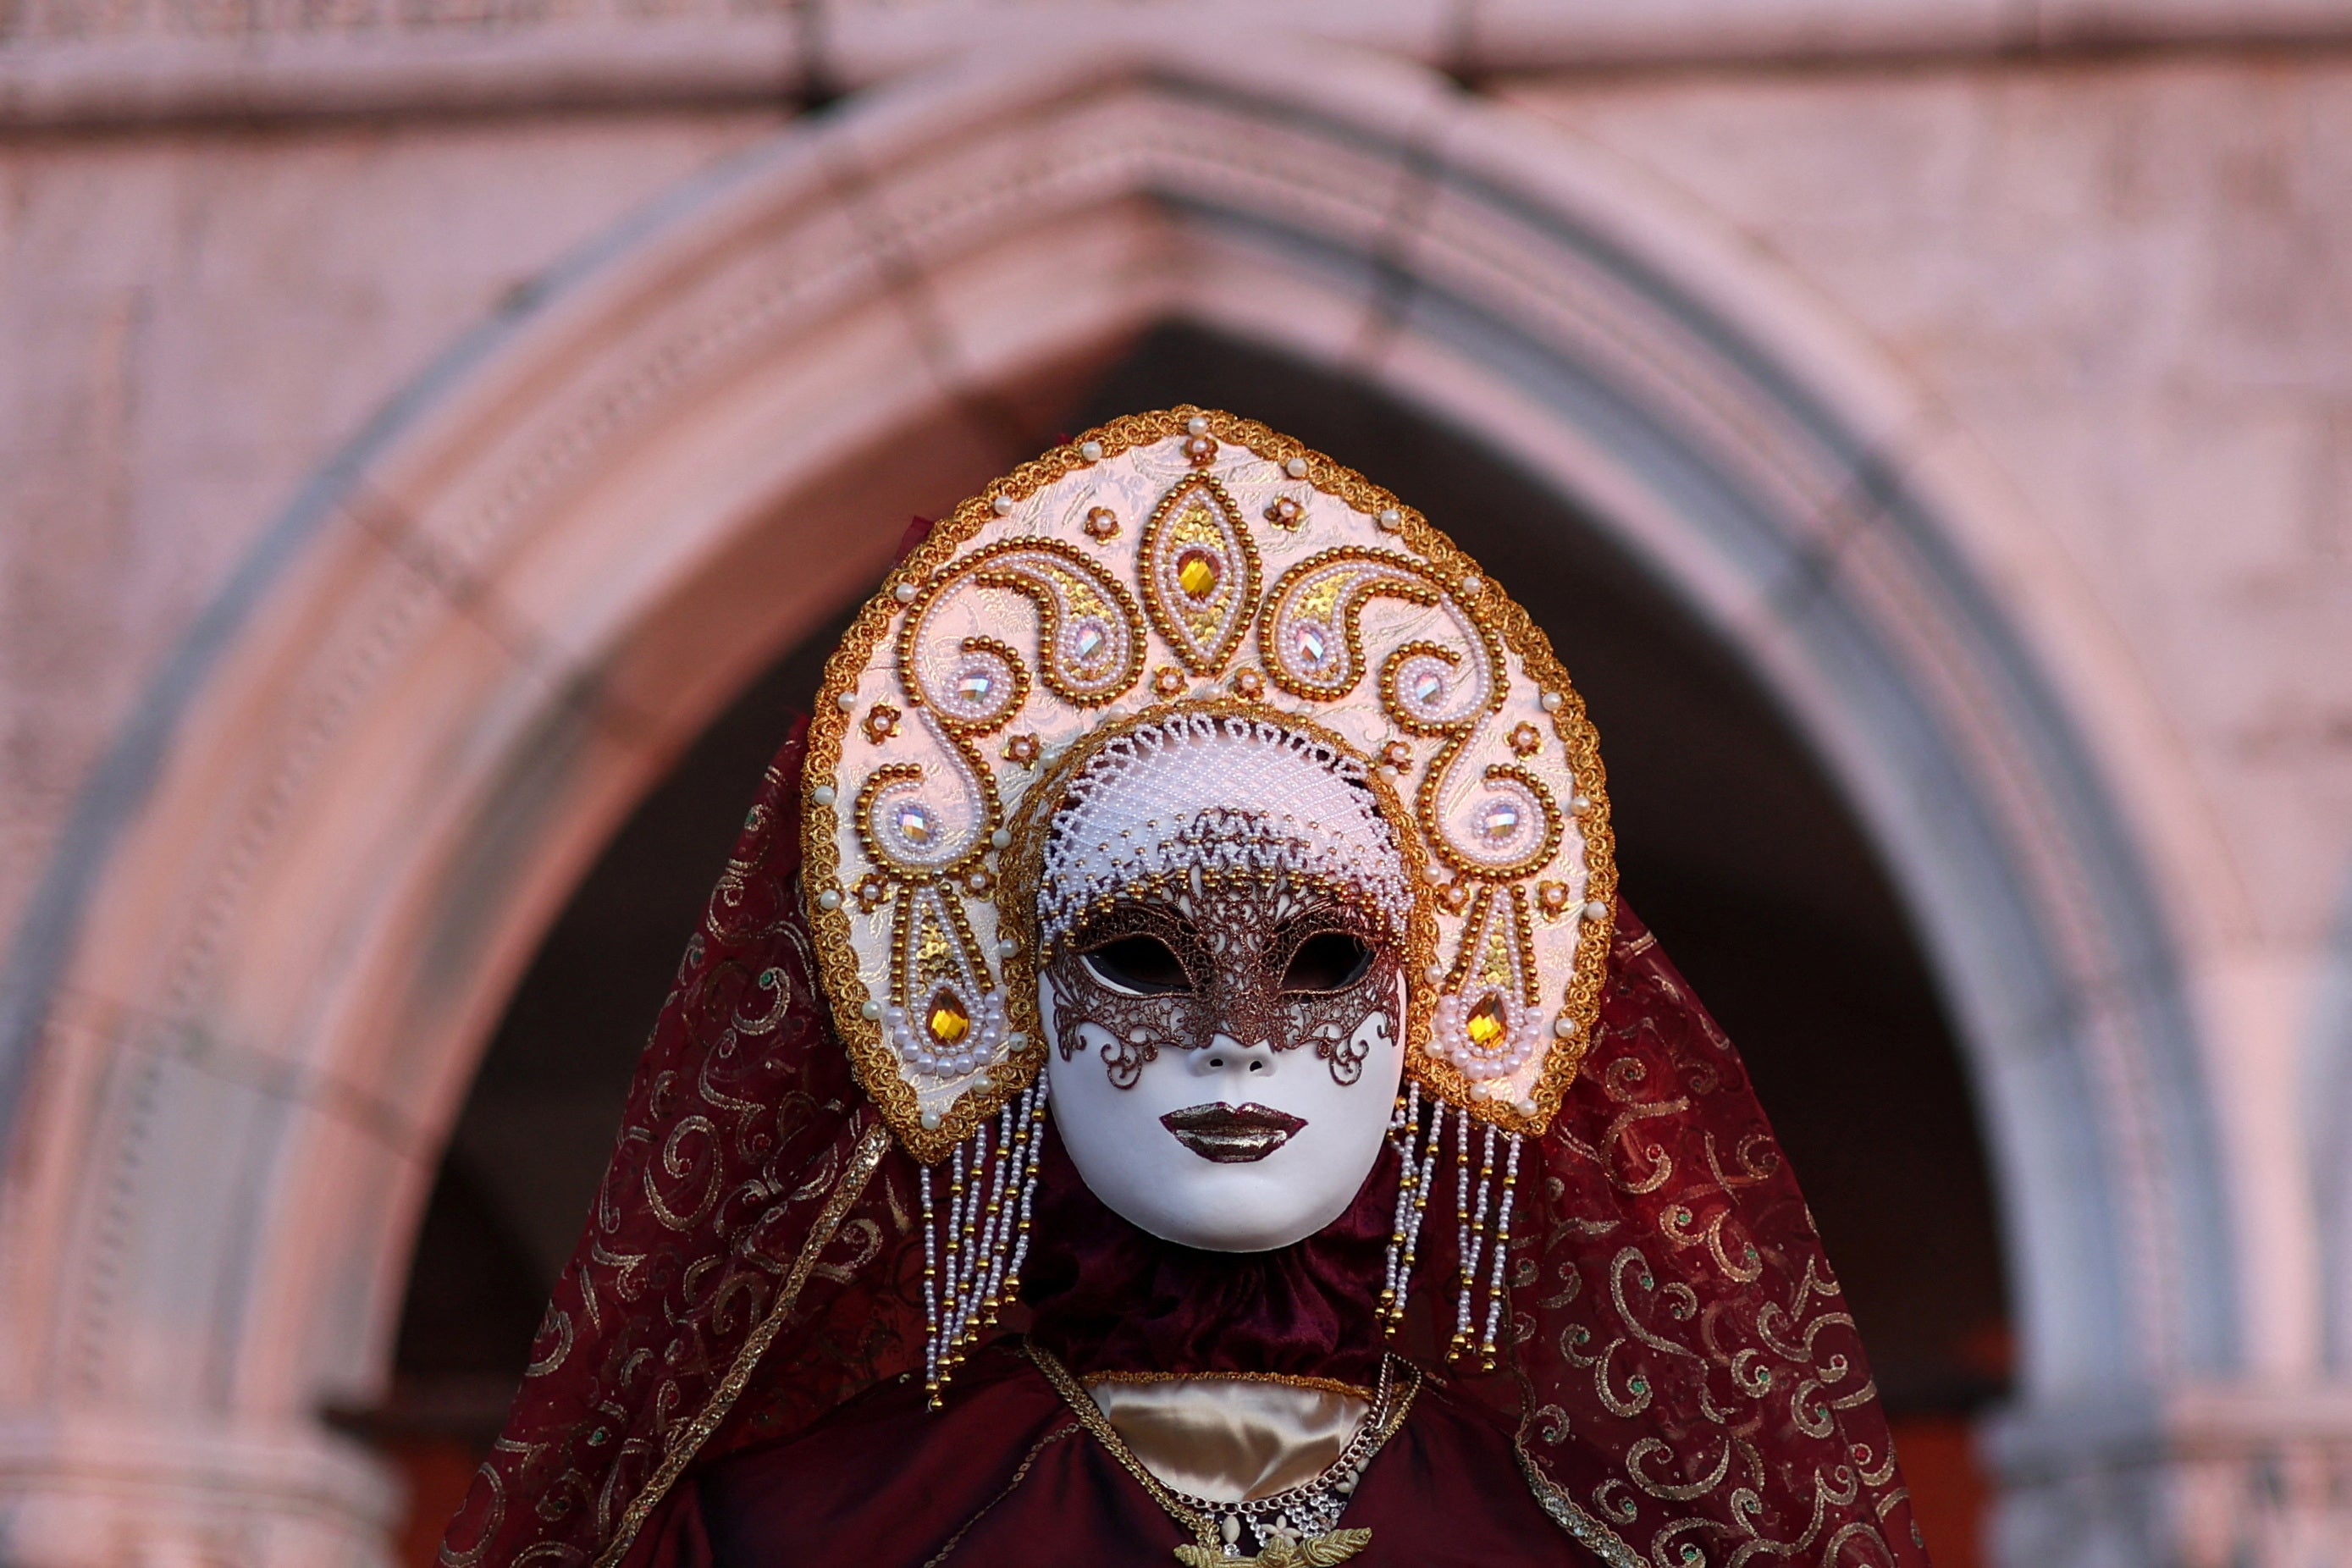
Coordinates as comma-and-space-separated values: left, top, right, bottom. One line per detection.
1081, 1368, 1376, 1402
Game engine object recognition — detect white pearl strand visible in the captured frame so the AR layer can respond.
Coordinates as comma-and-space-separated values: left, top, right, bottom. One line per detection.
1380, 1083, 1420, 1322
1453, 1119, 1499, 1353
1479, 1134, 1524, 1365
1390, 1097, 1444, 1332
925, 1081, 1050, 1405
920, 1162, 940, 1400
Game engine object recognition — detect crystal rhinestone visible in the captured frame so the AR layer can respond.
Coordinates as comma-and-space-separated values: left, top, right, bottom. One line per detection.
1480, 800, 1521, 838
1073, 621, 1107, 660
1466, 994, 1507, 1049
927, 992, 970, 1046
1295, 625, 1327, 663
896, 804, 936, 844
955, 671, 993, 704
1412, 671, 1444, 704
1177, 551, 1219, 599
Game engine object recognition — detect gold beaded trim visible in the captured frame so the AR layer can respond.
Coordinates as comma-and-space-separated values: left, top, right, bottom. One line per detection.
1080, 1368, 1378, 1401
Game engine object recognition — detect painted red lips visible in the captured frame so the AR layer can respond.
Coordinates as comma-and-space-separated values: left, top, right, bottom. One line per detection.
1159, 1101, 1308, 1163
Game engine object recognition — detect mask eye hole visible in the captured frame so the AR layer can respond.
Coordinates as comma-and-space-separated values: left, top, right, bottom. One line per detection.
1080, 936, 1193, 996
1284, 931, 1374, 992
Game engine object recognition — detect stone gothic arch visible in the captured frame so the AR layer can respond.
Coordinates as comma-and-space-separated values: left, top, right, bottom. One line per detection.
0, 34, 2237, 1565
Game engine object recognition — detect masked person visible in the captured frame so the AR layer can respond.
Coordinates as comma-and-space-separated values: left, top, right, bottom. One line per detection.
437, 411, 1931, 1568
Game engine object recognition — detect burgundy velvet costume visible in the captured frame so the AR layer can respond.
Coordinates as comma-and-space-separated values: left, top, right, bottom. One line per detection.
434, 713, 1930, 1568
633, 1139, 1579, 1565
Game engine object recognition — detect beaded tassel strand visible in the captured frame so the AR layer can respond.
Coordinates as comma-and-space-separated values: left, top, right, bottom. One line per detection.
1450, 1107, 1472, 1353
941, 1140, 969, 1380
1002, 1085, 1046, 1307
922, 1080, 1051, 1405
1452, 1120, 1498, 1358
1380, 1083, 1422, 1330
1477, 1132, 1524, 1368
920, 1162, 941, 1405
1389, 1096, 1444, 1334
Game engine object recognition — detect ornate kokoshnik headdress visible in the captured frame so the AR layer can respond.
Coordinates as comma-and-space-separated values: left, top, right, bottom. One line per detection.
802, 408, 1616, 1391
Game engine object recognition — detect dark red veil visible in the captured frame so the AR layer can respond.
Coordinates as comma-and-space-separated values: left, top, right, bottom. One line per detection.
434, 705, 1930, 1567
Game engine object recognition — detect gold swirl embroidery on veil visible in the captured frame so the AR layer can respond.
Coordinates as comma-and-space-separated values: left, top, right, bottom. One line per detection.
588, 1119, 892, 1568
1513, 939, 1911, 1568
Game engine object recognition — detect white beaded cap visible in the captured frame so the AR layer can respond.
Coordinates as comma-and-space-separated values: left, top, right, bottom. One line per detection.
1035, 712, 1412, 954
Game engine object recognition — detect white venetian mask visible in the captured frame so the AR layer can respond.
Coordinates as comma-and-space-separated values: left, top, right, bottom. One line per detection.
1035, 714, 1411, 1251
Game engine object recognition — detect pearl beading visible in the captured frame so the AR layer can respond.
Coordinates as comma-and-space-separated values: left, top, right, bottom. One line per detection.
919, 1079, 1050, 1405
1037, 711, 1412, 958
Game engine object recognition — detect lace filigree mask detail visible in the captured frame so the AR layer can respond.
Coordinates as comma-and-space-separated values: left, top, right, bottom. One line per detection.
802, 408, 1615, 1165
1046, 876, 1400, 1091
1037, 713, 1407, 1094
1035, 710, 1412, 958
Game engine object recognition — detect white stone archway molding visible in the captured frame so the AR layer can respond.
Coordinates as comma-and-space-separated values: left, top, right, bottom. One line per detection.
2317, 873, 2352, 1364
0, 32, 2289, 1567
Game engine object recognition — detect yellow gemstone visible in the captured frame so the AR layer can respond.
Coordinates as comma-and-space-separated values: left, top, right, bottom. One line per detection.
1177, 553, 1219, 599
1465, 993, 1508, 1049
928, 992, 971, 1046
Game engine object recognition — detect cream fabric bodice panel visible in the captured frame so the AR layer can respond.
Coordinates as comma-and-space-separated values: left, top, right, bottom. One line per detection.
1084, 1377, 1372, 1503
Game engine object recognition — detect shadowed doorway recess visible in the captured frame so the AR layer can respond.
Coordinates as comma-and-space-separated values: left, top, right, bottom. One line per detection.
379, 328, 2009, 1565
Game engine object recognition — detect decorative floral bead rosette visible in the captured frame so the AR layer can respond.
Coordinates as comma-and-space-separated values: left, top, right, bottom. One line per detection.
803, 408, 1615, 1162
